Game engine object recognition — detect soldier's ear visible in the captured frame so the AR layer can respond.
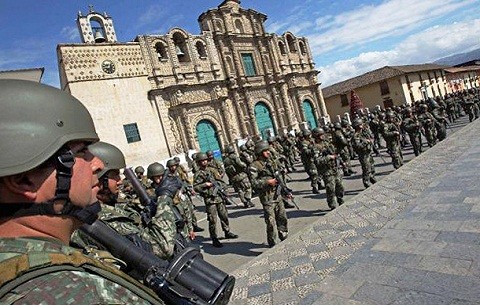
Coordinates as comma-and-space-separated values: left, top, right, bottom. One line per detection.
2, 171, 41, 200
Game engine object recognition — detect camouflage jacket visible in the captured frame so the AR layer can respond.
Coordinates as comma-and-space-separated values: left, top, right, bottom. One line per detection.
310, 139, 339, 176
0, 237, 163, 304
223, 152, 248, 183
249, 156, 283, 203
352, 130, 374, 155
193, 167, 225, 204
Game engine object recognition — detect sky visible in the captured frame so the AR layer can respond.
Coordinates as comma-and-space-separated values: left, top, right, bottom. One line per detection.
1, 0, 479, 88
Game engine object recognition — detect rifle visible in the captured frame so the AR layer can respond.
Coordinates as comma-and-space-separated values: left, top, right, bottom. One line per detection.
268, 164, 299, 210
124, 167, 189, 252
206, 172, 238, 207
80, 220, 235, 305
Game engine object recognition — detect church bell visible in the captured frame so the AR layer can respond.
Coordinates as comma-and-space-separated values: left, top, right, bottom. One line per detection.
94, 31, 106, 43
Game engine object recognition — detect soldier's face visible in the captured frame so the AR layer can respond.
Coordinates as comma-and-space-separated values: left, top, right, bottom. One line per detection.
262, 150, 271, 158
106, 170, 122, 195
151, 175, 162, 185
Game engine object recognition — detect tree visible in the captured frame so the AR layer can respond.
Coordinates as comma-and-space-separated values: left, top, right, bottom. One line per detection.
349, 90, 364, 119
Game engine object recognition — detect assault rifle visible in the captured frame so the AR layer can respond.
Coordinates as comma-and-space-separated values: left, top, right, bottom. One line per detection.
206, 172, 238, 207
124, 167, 189, 251
271, 168, 299, 210
80, 220, 235, 305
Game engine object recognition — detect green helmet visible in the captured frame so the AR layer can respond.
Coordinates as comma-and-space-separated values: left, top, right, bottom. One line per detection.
88, 142, 126, 178
166, 159, 177, 168
147, 162, 165, 178
196, 152, 209, 162
134, 166, 145, 174
0, 79, 98, 177
225, 145, 235, 154
312, 127, 325, 136
206, 150, 214, 157
254, 140, 270, 155
303, 130, 311, 137
173, 156, 180, 164
352, 118, 363, 128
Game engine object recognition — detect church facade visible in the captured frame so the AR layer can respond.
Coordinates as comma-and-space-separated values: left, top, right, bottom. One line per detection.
57, 0, 328, 165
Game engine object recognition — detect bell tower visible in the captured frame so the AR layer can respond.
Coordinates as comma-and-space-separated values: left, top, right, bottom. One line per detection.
76, 5, 117, 44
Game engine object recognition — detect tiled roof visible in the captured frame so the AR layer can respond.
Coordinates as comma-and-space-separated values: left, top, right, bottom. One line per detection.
322, 64, 451, 98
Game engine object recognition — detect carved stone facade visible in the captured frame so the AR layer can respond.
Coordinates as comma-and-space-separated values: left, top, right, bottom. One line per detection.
57, 0, 328, 165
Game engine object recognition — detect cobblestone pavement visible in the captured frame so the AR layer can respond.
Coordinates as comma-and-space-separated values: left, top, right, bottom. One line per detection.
228, 118, 480, 305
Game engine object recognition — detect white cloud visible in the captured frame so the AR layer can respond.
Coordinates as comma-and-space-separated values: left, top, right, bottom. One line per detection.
61, 26, 79, 41
306, 0, 476, 56
318, 18, 480, 86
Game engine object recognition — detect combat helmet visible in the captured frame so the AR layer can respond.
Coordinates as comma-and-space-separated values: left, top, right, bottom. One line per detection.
166, 159, 177, 168
134, 166, 145, 174
225, 145, 236, 154
0, 79, 99, 177
254, 140, 270, 155
0, 79, 99, 223
147, 162, 165, 178
352, 118, 364, 129
88, 141, 126, 178
196, 152, 209, 162
312, 127, 325, 136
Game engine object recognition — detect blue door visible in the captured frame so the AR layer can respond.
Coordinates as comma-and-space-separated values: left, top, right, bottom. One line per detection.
254, 102, 275, 139
196, 120, 221, 158
303, 100, 317, 129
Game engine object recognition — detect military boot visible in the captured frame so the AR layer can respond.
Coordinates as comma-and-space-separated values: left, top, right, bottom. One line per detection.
212, 238, 223, 248
224, 231, 239, 239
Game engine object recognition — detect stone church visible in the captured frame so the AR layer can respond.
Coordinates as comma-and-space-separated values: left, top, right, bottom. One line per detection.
57, 0, 328, 166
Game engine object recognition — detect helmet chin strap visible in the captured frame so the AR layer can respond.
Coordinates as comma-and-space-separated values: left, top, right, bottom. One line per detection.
0, 148, 101, 225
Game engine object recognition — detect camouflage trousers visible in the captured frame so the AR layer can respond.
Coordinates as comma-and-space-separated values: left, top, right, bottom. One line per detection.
387, 142, 404, 169
232, 178, 252, 205
322, 173, 344, 209
205, 201, 230, 239
358, 153, 375, 188
261, 199, 288, 246
408, 132, 422, 156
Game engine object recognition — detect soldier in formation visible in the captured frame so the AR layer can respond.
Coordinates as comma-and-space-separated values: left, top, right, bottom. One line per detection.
193, 152, 238, 248
223, 145, 255, 208
249, 141, 289, 248
351, 119, 377, 189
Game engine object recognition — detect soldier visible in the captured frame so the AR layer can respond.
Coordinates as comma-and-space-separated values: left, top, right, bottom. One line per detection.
207, 150, 225, 178
166, 158, 204, 233
223, 145, 255, 208
332, 122, 355, 176
135, 165, 150, 189
193, 152, 238, 248
382, 112, 404, 169
72, 141, 177, 260
417, 104, 437, 147
146, 162, 166, 199
402, 107, 423, 157
0, 80, 164, 304
311, 128, 345, 210
249, 141, 289, 248
430, 101, 448, 142
300, 130, 322, 194
351, 119, 377, 188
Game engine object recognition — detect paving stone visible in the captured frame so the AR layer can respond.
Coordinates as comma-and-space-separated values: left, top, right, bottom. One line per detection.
389, 290, 452, 305
435, 231, 480, 245
294, 272, 323, 286
271, 288, 299, 305
352, 282, 402, 305
416, 256, 472, 276
315, 276, 364, 298
247, 282, 272, 298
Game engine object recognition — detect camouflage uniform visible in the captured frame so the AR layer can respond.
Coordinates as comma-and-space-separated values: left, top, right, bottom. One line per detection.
417, 105, 437, 147
72, 199, 176, 260
0, 238, 163, 305
249, 149, 288, 248
402, 109, 423, 157
332, 124, 354, 176
223, 148, 254, 208
382, 115, 404, 169
311, 129, 345, 210
351, 121, 377, 188
194, 160, 236, 247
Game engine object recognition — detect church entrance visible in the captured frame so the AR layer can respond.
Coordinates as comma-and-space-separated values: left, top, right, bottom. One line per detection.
254, 102, 275, 140
303, 99, 317, 129
196, 120, 221, 158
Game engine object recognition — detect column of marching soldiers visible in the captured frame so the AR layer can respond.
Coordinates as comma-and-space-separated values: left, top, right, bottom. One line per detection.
77, 87, 480, 260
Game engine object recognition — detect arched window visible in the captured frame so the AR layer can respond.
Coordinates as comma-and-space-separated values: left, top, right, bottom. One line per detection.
172, 32, 190, 63
299, 41, 307, 55
195, 41, 207, 59
155, 42, 168, 61
234, 19, 244, 33
286, 34, 296, 53
278, 41, 286, 55
214, 20, 224, 32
